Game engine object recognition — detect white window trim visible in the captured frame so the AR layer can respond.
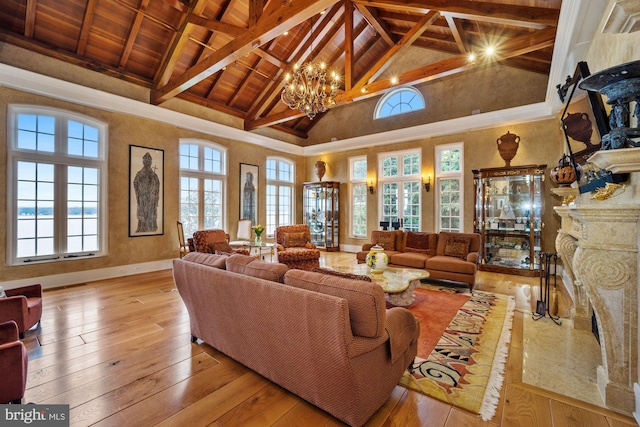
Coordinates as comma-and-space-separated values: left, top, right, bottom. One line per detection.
435, 142, 464, 233
374, 86, 425, 120
377, 148, 422, 230
266, 156, 295, 236
179, 138, 227, 234
7, 105, 108, 265
349, 155, 367, 239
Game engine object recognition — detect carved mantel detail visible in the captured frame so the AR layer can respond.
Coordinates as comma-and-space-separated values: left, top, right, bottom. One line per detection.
554, 204, 640, 414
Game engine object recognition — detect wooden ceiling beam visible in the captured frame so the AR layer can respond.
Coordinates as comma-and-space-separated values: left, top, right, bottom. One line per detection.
444, 14, 467, 54
354, 4, 395, 46
119, 0, 151, 70
344, 0, 354, 91
76, 0, 98, 56
352, 0, 559, 27
354, 10, 440, 89
151, 0, 340, 105
501, 57, 550, 74
249, 0, 265, 27
247, 26, 556, 129
189, 15, 246, 37
153, 0, 208, 86
24, 0, 37, 38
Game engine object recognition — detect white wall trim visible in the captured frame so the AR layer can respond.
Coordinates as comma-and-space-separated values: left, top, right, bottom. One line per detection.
2, 259, 173, 291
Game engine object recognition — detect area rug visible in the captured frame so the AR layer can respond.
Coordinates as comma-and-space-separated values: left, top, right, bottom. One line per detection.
399, 287, 515, 421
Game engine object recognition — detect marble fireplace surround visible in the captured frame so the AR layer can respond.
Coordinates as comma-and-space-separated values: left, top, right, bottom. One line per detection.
555, 203, 639, 414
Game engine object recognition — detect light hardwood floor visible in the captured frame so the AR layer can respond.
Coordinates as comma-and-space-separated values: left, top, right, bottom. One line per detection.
19, 252, 638, 427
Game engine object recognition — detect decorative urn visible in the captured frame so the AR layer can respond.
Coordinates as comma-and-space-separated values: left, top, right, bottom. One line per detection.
496, 131, 520, 167
365, 245, 388, 273
563, 112, 593, 145
550, 154, 581, 186
315, 160, 326, 181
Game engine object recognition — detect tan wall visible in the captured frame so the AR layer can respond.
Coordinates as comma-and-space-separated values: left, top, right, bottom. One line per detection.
306, 63, 548, 145
305, 119, 565, 253
0, 86, 305, 281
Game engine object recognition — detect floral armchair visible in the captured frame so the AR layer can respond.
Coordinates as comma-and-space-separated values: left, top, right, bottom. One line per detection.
274, 224, 320, 271
191, 229, 250, 256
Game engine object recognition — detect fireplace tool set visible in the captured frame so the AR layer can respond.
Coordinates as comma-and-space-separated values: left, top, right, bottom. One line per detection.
533, 252, 562, 325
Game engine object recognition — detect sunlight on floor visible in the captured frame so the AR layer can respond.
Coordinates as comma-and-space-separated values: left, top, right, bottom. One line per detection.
516, 283, 604, 408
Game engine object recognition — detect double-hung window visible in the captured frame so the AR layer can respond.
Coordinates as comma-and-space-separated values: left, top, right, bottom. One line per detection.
179, 139, 226, 238
349, 156, 367, 238
7, 106, 107, 265
378, 149, 421, 231
435, 143, 464, 232
265, 157, 294, 237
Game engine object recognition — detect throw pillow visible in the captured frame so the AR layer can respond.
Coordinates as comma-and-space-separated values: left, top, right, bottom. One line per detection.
444, 237, 471, 260
312, 267, 372, 282
283, 231, 307, 247
0, 286, 6, 298
404, 231, 434, 254
208, 241, 234, 254
376, 232, 396, 251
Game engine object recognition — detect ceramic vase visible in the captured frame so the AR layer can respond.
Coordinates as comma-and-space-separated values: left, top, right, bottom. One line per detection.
365, 245, 388, 273
550, 154, 581, 186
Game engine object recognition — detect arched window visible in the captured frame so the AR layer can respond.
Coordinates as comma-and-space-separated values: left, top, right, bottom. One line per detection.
374, 86, 425, 119
7, 105, 107, 265
179, 139, 227, 238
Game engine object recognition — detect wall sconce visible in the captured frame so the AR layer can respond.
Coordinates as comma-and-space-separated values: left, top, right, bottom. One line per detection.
368, 178, 375, 194
422, 175, 431, 192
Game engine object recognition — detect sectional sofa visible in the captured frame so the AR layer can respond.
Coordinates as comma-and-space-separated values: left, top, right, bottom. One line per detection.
173, 252, 420, 426
356, 230, 481, 287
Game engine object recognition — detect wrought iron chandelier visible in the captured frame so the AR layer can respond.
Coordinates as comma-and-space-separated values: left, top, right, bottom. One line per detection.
281, 61, 340, 120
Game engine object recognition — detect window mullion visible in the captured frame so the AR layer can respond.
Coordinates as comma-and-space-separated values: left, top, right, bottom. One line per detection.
56, 163, 67, 255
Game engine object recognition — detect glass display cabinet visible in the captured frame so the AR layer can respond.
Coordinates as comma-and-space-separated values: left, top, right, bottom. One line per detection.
303, 181, 339, 251
473, 165, 546, 276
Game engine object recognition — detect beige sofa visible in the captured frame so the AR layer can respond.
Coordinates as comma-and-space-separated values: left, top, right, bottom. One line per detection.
173, 252, 420, 427
356, 230, 481, 287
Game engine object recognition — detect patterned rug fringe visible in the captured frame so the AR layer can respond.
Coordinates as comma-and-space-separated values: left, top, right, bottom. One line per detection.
479, 295, 516, 421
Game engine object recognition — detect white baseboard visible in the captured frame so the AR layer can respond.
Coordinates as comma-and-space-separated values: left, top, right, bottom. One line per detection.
339, 244, 360, 253
2, 259, 174, 291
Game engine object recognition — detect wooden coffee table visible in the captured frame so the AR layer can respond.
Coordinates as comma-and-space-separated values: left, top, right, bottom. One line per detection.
328, 264, 429, 306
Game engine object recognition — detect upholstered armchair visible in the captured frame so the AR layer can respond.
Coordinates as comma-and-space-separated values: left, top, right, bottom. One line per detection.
191, 229, 250, 256
0, 321, 28, 404
274, 224, 320, 271
0, 284, 43, 339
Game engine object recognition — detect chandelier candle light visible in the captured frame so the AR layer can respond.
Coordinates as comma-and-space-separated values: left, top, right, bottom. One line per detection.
281, 61, 340, 119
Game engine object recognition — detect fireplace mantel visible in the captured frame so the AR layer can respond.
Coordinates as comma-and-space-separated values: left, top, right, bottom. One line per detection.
554, 204, 640, 414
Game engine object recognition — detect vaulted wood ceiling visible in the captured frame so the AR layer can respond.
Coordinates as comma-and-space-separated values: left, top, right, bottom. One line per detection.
0, 0, 561, 140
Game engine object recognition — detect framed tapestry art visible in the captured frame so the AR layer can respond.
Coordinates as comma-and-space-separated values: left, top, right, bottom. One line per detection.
129, 145, 164, 237
239, 163, 258, 226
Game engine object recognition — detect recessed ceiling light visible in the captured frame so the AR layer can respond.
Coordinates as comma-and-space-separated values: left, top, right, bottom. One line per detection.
468, 53, 476, 62
486, 46, 495, 56
391, 77, 399, 85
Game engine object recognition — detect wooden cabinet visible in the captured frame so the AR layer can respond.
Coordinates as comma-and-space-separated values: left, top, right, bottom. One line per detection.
303, 181, 339, 251
473, 165, 546, 276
